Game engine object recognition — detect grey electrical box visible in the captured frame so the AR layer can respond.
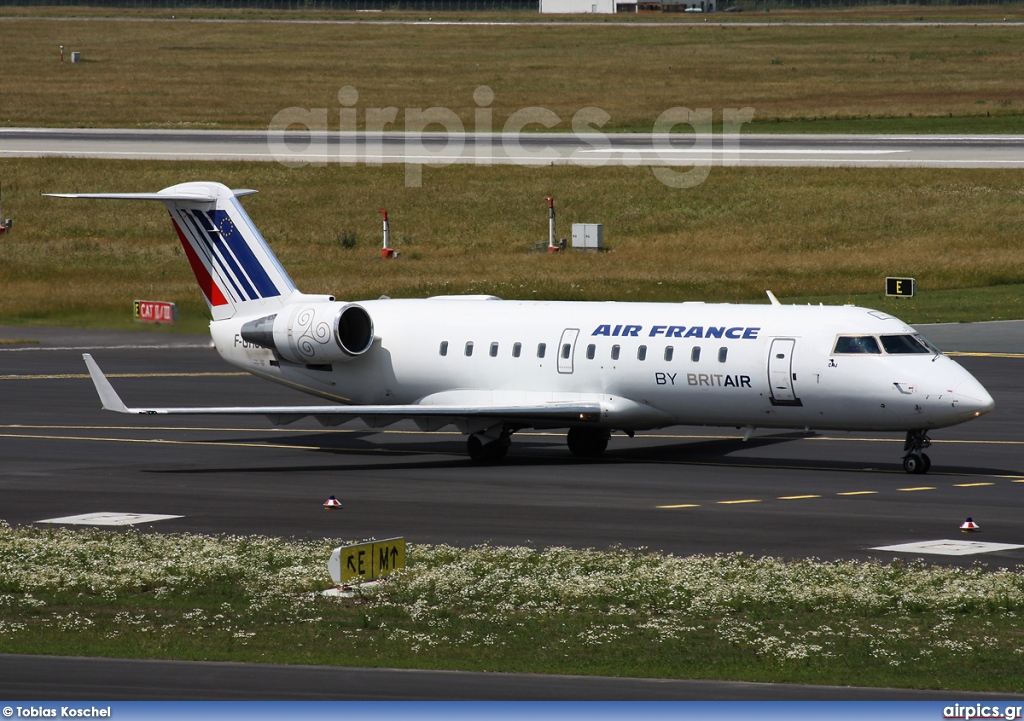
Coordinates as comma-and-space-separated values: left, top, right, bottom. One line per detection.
571, 223, 603, 249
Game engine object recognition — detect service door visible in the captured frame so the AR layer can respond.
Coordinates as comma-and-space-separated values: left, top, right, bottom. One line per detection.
768, 338, 802, 406
557, 328, 580, 374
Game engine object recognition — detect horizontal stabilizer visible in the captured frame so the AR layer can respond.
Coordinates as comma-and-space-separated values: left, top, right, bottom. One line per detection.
46, 191, 217, 203
45, 189, 257, 203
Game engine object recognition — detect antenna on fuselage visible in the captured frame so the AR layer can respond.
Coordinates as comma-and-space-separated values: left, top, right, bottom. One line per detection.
766, 290, 781, 306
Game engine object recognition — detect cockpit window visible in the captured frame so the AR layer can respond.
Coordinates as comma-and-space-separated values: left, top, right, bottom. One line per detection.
915, 334, 942, 354
833, 336, 881, 354
880, 334, 931, 354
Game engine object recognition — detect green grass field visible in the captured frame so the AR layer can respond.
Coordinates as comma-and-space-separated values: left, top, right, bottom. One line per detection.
3, 525, 1024, 692
3, 6, 1024, 328
2, 9, 1024, 133
2, 158, 1022, 329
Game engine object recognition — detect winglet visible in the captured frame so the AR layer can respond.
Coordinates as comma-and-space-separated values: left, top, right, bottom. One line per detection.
82, 354, 129, 413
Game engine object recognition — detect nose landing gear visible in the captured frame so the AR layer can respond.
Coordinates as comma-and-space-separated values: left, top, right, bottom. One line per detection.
902, 430, 932, 474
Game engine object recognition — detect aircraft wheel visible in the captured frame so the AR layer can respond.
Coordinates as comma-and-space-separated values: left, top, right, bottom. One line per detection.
903, 453, 926, 475
920, 453, 931, 474
467, 435, 509, 463
566, 427, 610, 459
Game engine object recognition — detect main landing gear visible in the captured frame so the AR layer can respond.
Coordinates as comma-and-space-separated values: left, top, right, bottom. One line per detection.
467, 427, 611, 463
566, 427, 610, 459
467, 430, 511, 463
902, 429, 932, 475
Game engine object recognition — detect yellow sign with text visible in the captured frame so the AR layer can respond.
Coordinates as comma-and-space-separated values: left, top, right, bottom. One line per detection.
338, 537, 406, 583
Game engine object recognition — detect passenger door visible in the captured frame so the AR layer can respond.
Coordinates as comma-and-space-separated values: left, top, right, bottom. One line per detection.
557, 328, 580, 374
768, 338, 802, 406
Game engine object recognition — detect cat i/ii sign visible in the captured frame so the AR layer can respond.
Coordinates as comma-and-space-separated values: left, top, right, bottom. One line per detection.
329, 538, 406, 584
886, 277, 916, 298
134, 300, 177, 324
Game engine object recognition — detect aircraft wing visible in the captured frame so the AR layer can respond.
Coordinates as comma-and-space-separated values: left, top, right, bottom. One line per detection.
83, 354, 602, 427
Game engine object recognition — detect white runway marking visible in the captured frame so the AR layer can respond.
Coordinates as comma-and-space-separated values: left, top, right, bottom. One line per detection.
873, 539, 1024, 556
37, 512, 183, 526
0, 344, 210, 352
580, 148, 906, 155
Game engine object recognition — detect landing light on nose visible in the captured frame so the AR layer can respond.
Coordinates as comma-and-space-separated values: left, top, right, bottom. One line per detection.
956, 377, 996, 419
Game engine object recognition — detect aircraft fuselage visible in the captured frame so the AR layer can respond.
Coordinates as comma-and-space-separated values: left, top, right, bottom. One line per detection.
212, 298, 992, 434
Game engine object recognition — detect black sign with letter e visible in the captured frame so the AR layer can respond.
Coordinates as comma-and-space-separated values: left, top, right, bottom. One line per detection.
885, 277, 916, 298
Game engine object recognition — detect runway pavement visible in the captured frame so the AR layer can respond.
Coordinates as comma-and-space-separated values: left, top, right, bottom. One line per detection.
1, 321, 1022, 700
4, 128, 1024, 167
3, 654, 1023, 701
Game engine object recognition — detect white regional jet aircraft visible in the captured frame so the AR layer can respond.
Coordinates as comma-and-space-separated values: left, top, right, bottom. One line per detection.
51, 182, 995, 473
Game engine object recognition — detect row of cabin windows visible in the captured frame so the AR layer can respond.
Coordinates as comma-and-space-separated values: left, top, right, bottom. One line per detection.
438, 341, 728, 363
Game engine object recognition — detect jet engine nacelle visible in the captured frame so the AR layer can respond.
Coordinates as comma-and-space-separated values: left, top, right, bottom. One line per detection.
240, 302, 374, 364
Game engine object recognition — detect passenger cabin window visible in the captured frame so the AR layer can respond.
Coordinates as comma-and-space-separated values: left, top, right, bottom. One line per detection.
637, 345, 647, 361
833, 336, 881, 354
439, 341, 448, 357
664, 346, 674, 362
611, 345, 620, 361
691, 347, 701, 362
718, 347, 728, 363
880, 334, 931, 354
586, 344, 596, 360
537, 343, 547, 359
561, 343, 572, 360
465, 341, 474, 357
512, 342, 522, 358
489, 342, 499, 357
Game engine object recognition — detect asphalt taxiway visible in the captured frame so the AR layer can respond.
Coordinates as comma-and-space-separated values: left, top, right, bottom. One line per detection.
1, 322, 1021, 565
1, 322, 1022, 700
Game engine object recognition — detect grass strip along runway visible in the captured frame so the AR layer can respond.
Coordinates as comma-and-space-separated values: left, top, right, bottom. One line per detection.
1, 523, 1023, 693
2, 10, 1024, 133
2, 158, 1023, 330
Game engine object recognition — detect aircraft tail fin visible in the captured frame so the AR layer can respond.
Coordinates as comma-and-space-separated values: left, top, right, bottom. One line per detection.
48, 182, 298, 320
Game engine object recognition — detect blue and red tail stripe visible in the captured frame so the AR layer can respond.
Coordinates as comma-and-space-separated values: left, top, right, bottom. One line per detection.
212, 209, 281, 299
177, 208, 283, 304
185, 209, 255, 303
171, 216, 229, 308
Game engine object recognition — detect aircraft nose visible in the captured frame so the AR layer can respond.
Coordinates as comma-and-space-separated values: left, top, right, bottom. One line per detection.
955, 375, 995, 419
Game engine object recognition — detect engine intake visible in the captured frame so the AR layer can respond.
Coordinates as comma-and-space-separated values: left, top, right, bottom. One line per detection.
240, 303, 374, 364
